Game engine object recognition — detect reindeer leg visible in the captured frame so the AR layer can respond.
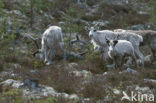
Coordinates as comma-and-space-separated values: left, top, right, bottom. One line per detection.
46, 46, 54, 65
44, 47, 48, 64
132, 52, 138, 68
59, 42, 66, 60
134, 47, 144, 67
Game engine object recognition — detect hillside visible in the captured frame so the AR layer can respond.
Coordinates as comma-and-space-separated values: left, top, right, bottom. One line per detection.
0, 0, 156, 103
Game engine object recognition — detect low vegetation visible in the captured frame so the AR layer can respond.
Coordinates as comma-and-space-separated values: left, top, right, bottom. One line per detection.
0, 0, 156, 103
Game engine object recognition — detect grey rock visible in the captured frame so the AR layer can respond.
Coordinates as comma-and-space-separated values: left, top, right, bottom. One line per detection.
106, 64, 115, 70
13, 64, 22, 69
144, 79, 156, 84
1, 79, 23, 88
58, 21, 65, 26
30, 70, 37, 74
68, 63, 78, 70
66, 52, 83, 60
128, 24, 152, 30
144, 55, 152, 65
81, 98, 90, 103
10, 73, 18, 77
92, 21, 109, 27
120, 68, 138, 74
70, 70, 92, 79
1, 79, 79, 100
135, 86, 150, 92
103, 72, 108, 75
22, 78, 39, 90
113, 89, 121, 95
3, 9, 26, 18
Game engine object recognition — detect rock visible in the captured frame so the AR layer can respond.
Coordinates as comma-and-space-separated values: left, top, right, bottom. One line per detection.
127, 24, 152, 30
58, 21, 65, 26
66, 52, 83, 60
92, 20, 109, 27
1, 79, 23, 88
30, 70, 37, 74
68, 63, 78, 70
3, 9, 26, 18
120, 68, 138, 74
69, 94, 79, 100
113, 89, 120, 95
22, 78, 39, 90
144, 79, 156, 84
106, 64, 115, 70
135, 86, 150, 93
13, 63, 22, 69
71, 70, 92, 78
10, 73, 18, 77
103, 72, 108, 75
0, 71, 11, 78
0, 79, 79, 100
103, 95, 111, 102
81, 98, 90, 103
77, 0, 86, 4
144, 55, 152, 65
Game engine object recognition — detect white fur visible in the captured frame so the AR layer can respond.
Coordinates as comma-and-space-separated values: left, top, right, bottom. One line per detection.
91, 39, 100, 52
40, 26, 65, 65
88, 27, 144, 66
107, 40, 138, 68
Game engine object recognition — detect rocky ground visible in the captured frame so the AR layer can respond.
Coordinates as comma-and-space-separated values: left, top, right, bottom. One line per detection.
0, 0, 156, 103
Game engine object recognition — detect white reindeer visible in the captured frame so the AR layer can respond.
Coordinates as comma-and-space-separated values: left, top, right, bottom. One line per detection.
86, 24, 144, 67
25, 26, 66, 65
91, 39, 101, 52
114, 29, 156, 63
128, 30, 156, 62
106, 37, 138, 68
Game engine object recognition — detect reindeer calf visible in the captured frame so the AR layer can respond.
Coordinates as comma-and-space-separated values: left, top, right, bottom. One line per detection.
106, 38, 138, 68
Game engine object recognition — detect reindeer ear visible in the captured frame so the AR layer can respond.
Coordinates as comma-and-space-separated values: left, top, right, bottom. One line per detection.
85, 26, 90, 31
113, 40, 118, 45
93, 29, 97, 32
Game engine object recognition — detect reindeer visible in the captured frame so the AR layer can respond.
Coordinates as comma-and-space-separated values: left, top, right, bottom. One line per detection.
25, 26, 66, 65
86, 23, 144, 67
106, 35, 138, 68
114, 29, 156, 63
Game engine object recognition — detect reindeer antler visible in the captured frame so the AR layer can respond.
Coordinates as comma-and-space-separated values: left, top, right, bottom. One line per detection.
94, 23, 99, 27
76, 33, 80, 41
24, 33, 39, 49
71, 34, 87, 45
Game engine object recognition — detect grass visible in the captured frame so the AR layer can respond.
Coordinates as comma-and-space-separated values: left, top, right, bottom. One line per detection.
0, 85, 78, 103
0, 0, 156, 102
0, 36, 156, 102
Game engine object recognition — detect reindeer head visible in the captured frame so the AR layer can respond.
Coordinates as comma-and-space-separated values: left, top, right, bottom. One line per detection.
106, 35, 119, 52
24, 33, 44, 60
85, 23, 99, 38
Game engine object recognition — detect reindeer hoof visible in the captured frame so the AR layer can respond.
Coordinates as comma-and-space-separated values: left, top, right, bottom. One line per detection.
46, 61, 52, 65
44, 60, 48, 63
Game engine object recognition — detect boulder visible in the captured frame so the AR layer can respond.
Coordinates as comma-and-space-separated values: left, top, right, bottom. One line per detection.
144, 55, 153, 65
120, 68, 138, 74
127, 24, 152, 30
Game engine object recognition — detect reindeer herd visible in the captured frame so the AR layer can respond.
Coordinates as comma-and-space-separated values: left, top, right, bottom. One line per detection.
25, 24, 156, 69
